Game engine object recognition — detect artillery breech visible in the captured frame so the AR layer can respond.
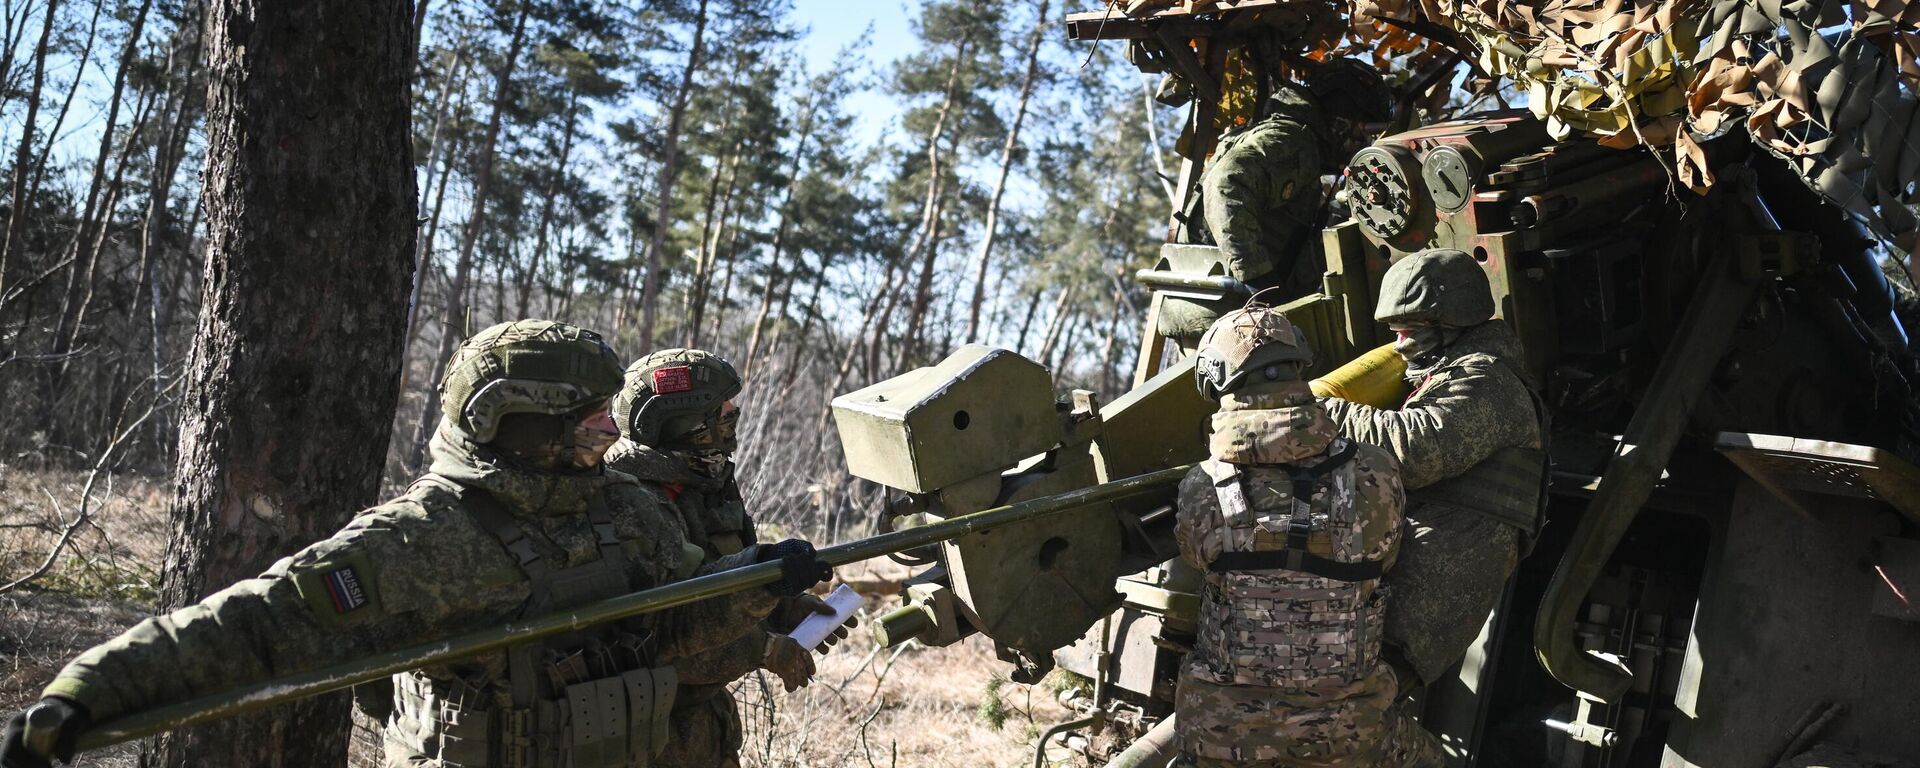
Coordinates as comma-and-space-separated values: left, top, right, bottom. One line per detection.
70, 464, 1191, 752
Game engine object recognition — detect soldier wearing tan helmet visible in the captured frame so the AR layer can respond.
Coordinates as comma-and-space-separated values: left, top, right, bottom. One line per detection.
1320, 249, 1549, 693
1174, 306, 1442, 766
1, 320, 833, 768
606, 349, 850, 768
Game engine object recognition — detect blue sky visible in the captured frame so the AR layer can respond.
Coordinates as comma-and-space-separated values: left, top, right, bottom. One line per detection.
789, 0, 916, 147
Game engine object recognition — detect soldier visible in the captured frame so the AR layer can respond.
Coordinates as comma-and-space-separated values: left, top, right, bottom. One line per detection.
1182, 57, 1391, 301
0, 320, 833, 768
1174, 306, 1442, 766
1320, 248, 1549, 692
604, 349, 851, 768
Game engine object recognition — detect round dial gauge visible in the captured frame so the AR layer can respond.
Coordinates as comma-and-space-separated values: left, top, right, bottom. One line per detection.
1347, 145, 1426, 240
1422, 146, 1477, 213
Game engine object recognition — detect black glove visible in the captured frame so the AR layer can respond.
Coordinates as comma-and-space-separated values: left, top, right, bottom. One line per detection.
1, 698, 88, 768
756, 539, 831, 598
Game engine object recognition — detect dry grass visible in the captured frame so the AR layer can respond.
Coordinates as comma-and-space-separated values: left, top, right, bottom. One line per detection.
734, 558, 1091, 768
0, 469, 1097, 768
0, 466, 170, 603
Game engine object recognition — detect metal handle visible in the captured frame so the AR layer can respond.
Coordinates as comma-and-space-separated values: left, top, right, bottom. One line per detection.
1133, 269, 1250, 296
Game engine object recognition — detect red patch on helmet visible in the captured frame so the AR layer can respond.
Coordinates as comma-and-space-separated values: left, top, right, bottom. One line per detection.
653, 366, 694, 394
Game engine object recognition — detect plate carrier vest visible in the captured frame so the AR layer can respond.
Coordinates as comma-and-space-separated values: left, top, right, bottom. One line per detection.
1194, 439, 1392, 688
383, 477, 677, 768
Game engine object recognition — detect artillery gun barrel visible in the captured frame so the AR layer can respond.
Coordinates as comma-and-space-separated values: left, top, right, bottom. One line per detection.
67, 465, 1192, 753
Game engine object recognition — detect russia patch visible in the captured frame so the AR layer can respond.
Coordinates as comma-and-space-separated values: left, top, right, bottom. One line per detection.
653, 366, 694, 394
321, 566, 369, 614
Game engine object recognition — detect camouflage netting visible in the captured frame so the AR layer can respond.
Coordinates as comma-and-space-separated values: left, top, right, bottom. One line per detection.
1123, 0, 1920, 247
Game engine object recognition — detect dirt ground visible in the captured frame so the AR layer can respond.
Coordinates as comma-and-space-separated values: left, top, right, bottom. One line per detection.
0, 470, 1093, 768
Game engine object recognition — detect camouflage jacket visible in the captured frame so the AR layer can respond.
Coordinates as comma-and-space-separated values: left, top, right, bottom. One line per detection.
1194, 85, 1328, 294
604, 439, 765, 691
1321, 320, 1543, 490
1175, 385, 1406, 760
42, 431, 775, 725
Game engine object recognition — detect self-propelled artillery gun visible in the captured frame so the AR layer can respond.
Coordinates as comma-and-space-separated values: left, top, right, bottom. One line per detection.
830, 2, 1920, 766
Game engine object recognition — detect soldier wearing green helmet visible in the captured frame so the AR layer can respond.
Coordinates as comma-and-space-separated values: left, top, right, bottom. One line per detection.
1165, 57, 1392, 342
1174, 305, 1442, 766
1, 320, 833, 768
1320, 249, 1550, 691
604, 349, 850, 768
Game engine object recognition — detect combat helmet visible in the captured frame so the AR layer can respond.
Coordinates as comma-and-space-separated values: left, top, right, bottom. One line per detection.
612, 349, 743, 451
439, 319, 624, 443
1374, 248, 1497, 328
1194, 305, 1315, 400
1307, 57, 1392, 123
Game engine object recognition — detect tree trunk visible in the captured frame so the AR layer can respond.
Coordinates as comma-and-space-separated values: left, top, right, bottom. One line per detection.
60, 88, 156, 355
50, 0, 152, 352
1096, 271, 1124, 393
686, 133, 738, 344
689, 145, 743, 347
896, 196, 948, 370
707, 206, 746, 341
636, 0, 710, 347
888, 35, 970, 369
135, 18, 206, 447
964, 0, 1047, 343
0, 1, 33, 109
0, 0, 65, 311
143, 0, 416, 765
741, 89, 822, 378
1036, 284, 1075, 364
28, 0, 106, 204
516, 85, 577, 318
1013, 285, 1042, 353
400, 49, 470, 388
407, 1, 529, 471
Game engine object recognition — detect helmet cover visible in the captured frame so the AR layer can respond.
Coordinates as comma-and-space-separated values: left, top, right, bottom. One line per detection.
1194, 306, 1315, 400
1307, 57, 1392, 123
611, 348, 744, 451
438, 320, 623, 443
1374, 248, 1497, 328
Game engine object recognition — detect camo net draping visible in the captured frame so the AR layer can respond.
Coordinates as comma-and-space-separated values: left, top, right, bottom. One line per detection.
1361, 0, 1920, 240
1122, 0, 1920, 243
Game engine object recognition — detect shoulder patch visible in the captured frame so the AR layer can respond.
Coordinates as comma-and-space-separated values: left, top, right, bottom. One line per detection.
291, 550, 383, 624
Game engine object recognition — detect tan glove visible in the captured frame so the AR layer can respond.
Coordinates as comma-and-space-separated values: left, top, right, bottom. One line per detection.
761, 634, 817, 692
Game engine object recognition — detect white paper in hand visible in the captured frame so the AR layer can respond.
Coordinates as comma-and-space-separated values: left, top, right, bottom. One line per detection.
786, 584, 861, 651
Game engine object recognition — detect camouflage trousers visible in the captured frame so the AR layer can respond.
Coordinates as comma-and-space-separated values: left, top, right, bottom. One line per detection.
1383, 501, 1520, 685
1175, 665, 1445, 767
654, 686, 743, 768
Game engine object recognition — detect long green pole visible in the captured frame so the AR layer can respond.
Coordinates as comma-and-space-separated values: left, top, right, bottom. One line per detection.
71, 465, 1190, 752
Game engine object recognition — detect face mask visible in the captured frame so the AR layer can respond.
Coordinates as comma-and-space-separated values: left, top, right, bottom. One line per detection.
1392, 324, 1447, 366
686, 449, 730, 478
565, 404, 620, 470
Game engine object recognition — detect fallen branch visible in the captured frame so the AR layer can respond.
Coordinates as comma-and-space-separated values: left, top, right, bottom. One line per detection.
0, 378, 167, 594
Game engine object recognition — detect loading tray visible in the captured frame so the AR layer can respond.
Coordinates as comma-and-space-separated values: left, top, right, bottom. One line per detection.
1716, 432, 1920, 524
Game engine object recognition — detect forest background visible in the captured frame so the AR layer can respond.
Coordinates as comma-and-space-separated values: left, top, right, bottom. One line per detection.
0, 0, 1174, 562
0, 0, 1174, 764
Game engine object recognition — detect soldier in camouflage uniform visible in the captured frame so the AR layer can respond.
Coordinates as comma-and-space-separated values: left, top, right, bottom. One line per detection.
1175, 306, 1443, 766
604, 349, 850, 768
0, 320, 833, 768
1181, 58, 1391, 302
1320, 249, 1550, 690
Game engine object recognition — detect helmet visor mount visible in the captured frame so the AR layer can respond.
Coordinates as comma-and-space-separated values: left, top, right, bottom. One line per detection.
462, 378, 609, 445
